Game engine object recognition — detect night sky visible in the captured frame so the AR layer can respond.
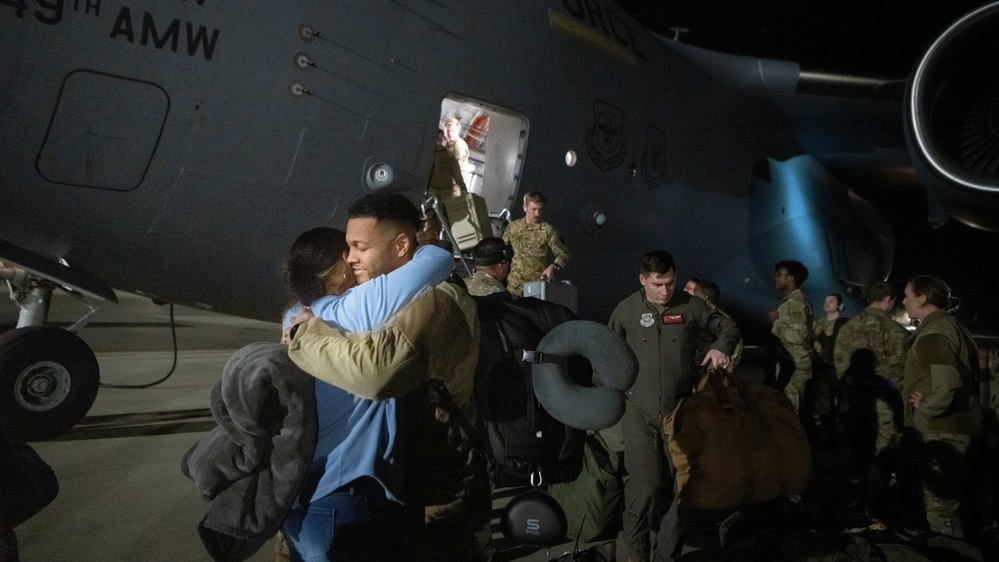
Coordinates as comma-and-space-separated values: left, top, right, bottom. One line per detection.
616, 0, 999, 333
616, 0, 994, 76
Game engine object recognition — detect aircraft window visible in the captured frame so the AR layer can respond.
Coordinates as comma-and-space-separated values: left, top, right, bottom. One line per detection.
435, 96, 528, 237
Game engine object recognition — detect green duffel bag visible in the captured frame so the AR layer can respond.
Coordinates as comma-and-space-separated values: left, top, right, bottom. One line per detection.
548, 432, 624, 543
663, 370, 813, 511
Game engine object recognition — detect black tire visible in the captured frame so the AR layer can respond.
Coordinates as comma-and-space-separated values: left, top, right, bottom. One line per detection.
0, 326, 100, 441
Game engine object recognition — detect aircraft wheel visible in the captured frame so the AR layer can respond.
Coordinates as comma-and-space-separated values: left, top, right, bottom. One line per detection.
0, 326, 100, 441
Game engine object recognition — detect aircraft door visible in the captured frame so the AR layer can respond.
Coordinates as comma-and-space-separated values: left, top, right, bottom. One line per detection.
436, 97, 528, 239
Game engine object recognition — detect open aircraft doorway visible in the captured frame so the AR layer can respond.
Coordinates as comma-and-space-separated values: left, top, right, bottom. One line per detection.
437, 96, 529, 235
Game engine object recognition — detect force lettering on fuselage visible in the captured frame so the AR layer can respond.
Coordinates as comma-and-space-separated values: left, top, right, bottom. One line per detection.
561, 0, 645, 61
110, 6, 219, 60
1, 0, 219, 61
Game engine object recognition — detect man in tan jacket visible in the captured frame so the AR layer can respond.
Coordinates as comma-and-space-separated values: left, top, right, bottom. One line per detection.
287, 191, 489, 561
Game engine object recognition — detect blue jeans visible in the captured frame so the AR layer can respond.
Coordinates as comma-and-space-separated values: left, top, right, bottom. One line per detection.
282, 477, 404, 561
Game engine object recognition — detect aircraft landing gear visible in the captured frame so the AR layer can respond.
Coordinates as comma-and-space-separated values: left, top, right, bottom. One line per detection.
0, 326, 99, 440
2, 266, 103, 441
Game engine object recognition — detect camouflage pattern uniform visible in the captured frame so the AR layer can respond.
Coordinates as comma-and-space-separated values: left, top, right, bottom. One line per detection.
978, 348, 999, 422
426, 138, 470, 238
502, 218, 569, 298
464, 270, 506, 297
772, 288, 813, 411
921, 432, 972, 538
427, 138, 470, 200
834, 306, 908, 453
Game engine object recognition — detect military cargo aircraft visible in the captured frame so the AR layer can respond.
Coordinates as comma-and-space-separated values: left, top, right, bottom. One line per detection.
2, 0, 998, 439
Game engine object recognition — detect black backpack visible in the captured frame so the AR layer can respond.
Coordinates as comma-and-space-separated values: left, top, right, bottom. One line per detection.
472, 295, 590, 487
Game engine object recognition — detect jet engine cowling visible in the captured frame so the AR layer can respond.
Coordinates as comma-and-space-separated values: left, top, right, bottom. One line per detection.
904, 2, 999, 232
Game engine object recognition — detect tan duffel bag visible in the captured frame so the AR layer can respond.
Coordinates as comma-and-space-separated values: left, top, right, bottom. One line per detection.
662, 370, 813, 512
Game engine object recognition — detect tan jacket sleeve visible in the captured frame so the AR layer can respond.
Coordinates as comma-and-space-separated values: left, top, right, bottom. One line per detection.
922, 362, 964, 418
906, 331, 960, 432
289, 283, 480, 419
918, 333, 964, 418
287, 318, 425, 400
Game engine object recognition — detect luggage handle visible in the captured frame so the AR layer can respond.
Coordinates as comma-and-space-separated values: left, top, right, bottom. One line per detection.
696, 369, 770, 427
697, 368, 735, 411
669, 369, 772, 438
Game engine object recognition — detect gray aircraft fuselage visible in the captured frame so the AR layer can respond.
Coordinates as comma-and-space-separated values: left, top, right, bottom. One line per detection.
4, 0, 993, 341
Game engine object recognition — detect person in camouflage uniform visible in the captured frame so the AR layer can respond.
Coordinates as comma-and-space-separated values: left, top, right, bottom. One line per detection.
464, 237, 511, 298
425, 118, 471, 246
986, 346, 999, 422
834, 281, 908, 457
693, 280, 744, 374
426, 118, 470, 201
902, 275, 982, 539
501, 191, 570, 298
768, 260, 814, 412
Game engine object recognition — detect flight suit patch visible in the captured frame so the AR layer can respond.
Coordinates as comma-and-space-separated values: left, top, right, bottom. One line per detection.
640, 313, 655, 327
662, 313, 685, 324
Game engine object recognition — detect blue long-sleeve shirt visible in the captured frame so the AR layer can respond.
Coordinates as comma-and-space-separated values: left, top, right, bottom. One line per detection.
283, 244, 453, 504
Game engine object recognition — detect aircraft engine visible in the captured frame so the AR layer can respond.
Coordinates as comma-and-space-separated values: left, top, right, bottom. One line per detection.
904, 2, 999, 232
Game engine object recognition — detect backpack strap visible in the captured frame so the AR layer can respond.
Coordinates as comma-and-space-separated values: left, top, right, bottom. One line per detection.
521, 349, 569, 366
489, 306, 569, 366
427, 378, 482, 445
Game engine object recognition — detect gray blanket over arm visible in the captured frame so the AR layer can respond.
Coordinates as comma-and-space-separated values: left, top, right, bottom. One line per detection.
181, 342, 317, 562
